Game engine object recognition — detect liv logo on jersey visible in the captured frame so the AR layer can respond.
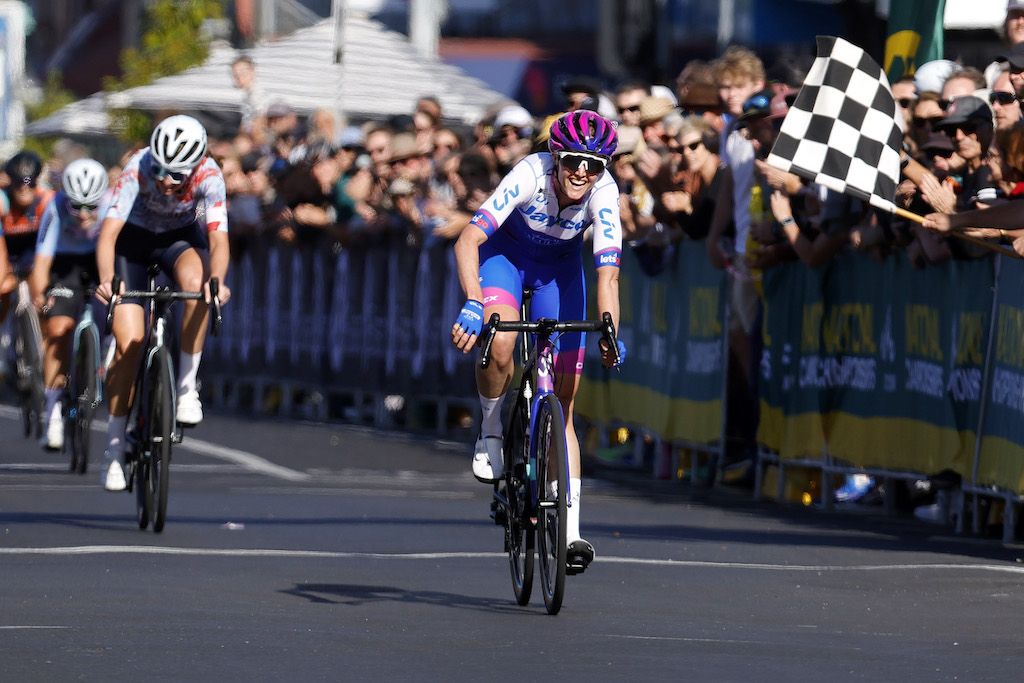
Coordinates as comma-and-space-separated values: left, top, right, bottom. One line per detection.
598, 207, 616, 240
493, 184, 521, 211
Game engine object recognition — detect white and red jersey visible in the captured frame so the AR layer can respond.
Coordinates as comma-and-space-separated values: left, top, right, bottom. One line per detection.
106, 148, 228, 234
468, 152, 622, 268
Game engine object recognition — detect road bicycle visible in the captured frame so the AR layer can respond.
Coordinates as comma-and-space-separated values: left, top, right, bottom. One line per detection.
479, 299, 619, 615
6, 279, 45, 440
106, 268, 221, 532
65, 284, 103, 474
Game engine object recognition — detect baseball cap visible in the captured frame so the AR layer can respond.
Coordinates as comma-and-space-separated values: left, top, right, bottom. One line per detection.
999, 42, 1024, 70
494, 105, 533, 131
1009, 0, 1024, 12
937, 95, 993, 129
913, 59, 959, 94
921, 130, 955, 155
266, 100, 294, 118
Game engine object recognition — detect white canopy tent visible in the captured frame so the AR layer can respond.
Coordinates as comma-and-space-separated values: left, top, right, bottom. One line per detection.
28, 12, 509, 138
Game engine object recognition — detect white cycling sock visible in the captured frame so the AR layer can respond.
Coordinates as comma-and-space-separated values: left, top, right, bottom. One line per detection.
479, 392, 505, 437
567, 478, 582, 543
44, 387, 62, 423
178, 351, 202, 395
106, 415, 127, 459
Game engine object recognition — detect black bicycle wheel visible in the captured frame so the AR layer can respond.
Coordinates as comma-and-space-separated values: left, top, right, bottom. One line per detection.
505, 394, 534, 606
15, 310, 44, 439
69, 329, 98, 474
535, 394, 568, 615
135, 452, 150, 530
149, 349, 174, 533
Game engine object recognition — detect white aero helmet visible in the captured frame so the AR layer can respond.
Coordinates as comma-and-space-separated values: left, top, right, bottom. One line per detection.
149, 114, 208, 173
62, 158, 108, 206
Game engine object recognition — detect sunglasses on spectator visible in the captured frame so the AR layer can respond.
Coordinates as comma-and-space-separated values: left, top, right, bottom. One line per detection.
618, 104, 641, 114
151, 162, 190, 184
896, 97, 916, 108
682, 140, 703, 152
557, 151, 606, 175
912, 116, 944, 128
927, 148, 955, 159
990, 91, 1018, 106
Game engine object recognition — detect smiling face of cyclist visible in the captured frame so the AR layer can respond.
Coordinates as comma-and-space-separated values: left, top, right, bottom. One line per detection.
553, 152, 605, 205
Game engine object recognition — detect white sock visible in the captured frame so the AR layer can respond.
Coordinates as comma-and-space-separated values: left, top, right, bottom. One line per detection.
178, 351, 202, 395
106, 415, 127, 460
479, 392, 505, 437
567, 477, 582, 542
44, 387, 62, 423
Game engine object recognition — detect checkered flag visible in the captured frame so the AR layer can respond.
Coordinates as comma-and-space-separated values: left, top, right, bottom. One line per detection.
767, 36, 904, 212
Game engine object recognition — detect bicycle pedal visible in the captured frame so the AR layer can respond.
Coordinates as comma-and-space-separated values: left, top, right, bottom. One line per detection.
566, 561, 587, 576
172, 430, 184, 444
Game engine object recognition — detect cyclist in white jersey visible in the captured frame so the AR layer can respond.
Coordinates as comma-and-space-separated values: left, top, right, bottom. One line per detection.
450, 110, 627, 569
30, 158, 110, 451
95, 115, 231, 491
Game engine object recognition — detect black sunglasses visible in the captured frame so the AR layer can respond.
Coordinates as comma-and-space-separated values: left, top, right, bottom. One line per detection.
990, 91, 1018, 106
896, 97, 916, 108
618, 104, 641, 114
70, 201, 98, 213
683, 140, 703, 151
557, 152, 606, 175
912, 116, 944, 128
151, 162, 189, 184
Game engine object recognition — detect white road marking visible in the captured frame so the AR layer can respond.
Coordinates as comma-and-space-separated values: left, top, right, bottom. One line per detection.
603, 634, 765, 644
2, 545, 1024, 576
0, 404, 310, 482
0, 462, 244, 474
0, 626, 71, 630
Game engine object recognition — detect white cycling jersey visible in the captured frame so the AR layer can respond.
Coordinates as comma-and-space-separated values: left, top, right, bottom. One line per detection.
106, 148, 228, 234
469, 152, 622, 268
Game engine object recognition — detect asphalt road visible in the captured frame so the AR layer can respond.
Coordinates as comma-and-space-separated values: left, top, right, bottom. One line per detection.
2, 404, 1023, 681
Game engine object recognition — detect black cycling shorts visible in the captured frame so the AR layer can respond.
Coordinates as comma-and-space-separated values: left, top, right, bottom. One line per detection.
44, 253, 98, 320
4, 232, 37, 279
114, 223, 209, 303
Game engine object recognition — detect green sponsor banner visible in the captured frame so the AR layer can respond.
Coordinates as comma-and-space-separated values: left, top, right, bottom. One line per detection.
575, 241, 726, 443
885, 0, 946, 82
759, 250, 991, 477
978, 257, 1024, 493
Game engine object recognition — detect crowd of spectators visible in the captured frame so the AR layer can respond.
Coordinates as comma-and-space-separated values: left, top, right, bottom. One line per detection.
26, 8, 1024, 526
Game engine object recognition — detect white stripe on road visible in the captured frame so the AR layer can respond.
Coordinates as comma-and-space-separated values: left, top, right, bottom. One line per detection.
0, 404, 311, 482
3, 545, 1024, 576
0, 462, 245, 474
0, 626, 71, 630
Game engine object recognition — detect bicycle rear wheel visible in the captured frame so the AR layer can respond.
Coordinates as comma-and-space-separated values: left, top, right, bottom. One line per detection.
69, 328, 98, 474
148, 349, 174, 533
535, 394, 568, 615
505, 394, 534, 606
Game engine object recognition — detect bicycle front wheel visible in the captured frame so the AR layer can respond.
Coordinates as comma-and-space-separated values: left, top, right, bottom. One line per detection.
69, 328, 98, 474
535, 394, 568, 615
149, 349, 174, 533
505, 394, 534, 606
15, 309, 44, 439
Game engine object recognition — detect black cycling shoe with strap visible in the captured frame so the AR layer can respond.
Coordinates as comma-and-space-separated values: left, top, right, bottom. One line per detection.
566, 538, 595, 575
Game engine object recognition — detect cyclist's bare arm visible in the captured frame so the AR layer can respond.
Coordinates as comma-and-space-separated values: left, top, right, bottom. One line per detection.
595, 265, 620, 368
28, 253, 53, 310
96, 215, 127, 302
207, 230, 231, 304
453, 223, 487, 304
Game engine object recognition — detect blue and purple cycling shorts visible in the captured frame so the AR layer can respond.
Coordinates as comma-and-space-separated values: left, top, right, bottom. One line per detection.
479, 240, 586, 377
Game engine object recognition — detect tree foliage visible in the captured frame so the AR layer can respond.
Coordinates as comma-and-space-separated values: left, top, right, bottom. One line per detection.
103, 0, 223, 143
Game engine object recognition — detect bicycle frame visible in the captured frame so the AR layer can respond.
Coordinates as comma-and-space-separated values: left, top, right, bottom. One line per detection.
71, 298, 102, 403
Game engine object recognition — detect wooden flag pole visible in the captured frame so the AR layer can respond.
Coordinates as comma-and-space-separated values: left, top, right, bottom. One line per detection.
892, 206, 1020, 259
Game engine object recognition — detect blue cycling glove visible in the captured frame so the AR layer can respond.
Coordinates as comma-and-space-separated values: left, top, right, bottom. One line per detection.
454, 299, 485, 338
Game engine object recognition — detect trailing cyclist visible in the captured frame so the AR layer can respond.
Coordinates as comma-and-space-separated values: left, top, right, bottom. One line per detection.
29, 158, 109, 451
0, 151, 55, 324
450, 110, 626, 572
96, 115, 231, 491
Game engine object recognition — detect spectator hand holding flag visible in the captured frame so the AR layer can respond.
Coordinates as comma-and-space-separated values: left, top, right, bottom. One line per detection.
766, 35, 1017, 259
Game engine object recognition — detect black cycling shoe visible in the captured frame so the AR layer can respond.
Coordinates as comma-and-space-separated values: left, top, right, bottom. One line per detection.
566, 539, 595, 575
